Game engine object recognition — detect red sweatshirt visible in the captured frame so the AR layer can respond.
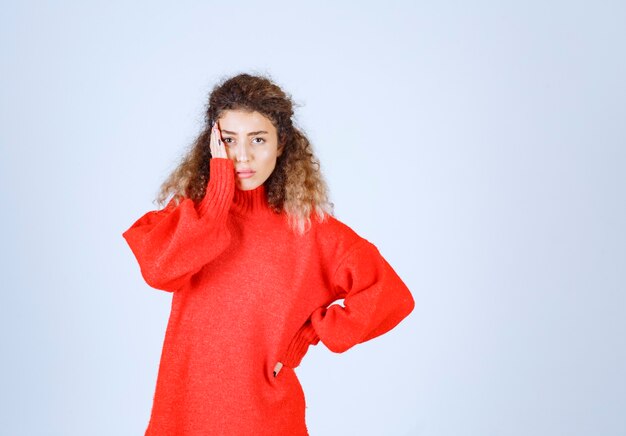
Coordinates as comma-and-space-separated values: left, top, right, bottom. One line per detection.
122, 158, 415, 435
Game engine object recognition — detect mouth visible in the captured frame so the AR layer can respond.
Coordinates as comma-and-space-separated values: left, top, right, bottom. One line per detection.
236, 169, 256, 179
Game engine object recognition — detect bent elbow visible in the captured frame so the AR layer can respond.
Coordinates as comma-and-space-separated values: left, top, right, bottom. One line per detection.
403, 289, 415, 317
326, 340, 356, 354
140, 268, 180, 293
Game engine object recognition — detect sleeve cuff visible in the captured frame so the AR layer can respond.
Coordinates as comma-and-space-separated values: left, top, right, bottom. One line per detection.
197, 158, 235, 217
281, 320, 320, 368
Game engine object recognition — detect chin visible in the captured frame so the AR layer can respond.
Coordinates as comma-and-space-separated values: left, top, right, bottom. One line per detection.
238, 181, 260, 191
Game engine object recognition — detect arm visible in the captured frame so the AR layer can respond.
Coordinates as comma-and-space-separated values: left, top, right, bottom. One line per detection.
279, 239, 415, 370
313, 239, 415, 352
122, 158, 235, 292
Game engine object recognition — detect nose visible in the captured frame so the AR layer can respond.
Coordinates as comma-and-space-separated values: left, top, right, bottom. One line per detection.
235, 142, 251, 162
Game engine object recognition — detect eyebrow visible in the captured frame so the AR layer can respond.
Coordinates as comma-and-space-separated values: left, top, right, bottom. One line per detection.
220, 130, 269, 136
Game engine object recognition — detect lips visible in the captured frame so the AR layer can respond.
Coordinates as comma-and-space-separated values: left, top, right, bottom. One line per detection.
236, 169, 256, 179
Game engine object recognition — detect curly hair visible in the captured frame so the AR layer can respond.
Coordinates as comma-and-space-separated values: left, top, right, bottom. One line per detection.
155, 73, 334, 234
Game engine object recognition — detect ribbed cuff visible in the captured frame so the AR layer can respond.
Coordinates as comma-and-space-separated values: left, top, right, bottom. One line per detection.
198, 158, 235, 218
281, 320, 320, 368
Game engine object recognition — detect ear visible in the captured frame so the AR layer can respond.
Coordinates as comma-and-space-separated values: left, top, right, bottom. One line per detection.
277, 142, 285, 157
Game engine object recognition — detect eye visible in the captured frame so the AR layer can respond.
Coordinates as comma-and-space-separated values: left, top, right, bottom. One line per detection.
222, 137, 234, 145
252, 137, 265, 144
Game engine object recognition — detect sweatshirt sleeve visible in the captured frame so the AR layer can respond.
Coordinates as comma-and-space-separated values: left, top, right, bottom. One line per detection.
122, 158, 235, 292
280, 238, 415, 368
313, 239, 415, 352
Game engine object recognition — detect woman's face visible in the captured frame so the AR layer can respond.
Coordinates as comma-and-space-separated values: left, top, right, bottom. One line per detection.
216, 110, 282, 191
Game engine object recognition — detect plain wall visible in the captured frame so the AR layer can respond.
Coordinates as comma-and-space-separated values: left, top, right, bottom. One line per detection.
1, 1, 625, 435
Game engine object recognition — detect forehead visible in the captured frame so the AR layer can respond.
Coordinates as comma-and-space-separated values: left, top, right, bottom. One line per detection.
218, 110, 275, 133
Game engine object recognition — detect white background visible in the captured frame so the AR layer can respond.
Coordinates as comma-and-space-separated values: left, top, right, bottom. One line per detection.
1, 1, 625, 435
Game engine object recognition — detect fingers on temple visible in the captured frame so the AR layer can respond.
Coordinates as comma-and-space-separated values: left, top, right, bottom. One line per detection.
213, 125, 226, 158
210, 126, 219, 156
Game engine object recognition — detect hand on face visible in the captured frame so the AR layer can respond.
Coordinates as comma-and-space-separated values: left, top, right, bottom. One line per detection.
209, 121, 228, 159
208, 110, 281, 191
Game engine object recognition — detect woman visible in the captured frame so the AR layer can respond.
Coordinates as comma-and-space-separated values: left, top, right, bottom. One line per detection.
122, 73, 415, 435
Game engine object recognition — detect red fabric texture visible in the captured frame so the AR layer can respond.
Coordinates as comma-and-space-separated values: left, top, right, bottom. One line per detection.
122, 158, 415, 435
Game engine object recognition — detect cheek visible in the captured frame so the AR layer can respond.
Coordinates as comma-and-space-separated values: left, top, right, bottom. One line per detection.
258, 148, 279, 164
225, 147, 237, 160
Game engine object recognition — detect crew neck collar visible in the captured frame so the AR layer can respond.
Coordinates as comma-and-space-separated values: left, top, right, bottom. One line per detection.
231, 184, 273, 216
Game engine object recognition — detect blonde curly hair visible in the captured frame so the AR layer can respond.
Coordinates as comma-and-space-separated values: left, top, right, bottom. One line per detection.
156, 73, 334, 234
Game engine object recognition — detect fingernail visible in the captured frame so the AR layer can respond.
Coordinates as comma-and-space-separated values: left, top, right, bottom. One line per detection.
273, 362, 283, 377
